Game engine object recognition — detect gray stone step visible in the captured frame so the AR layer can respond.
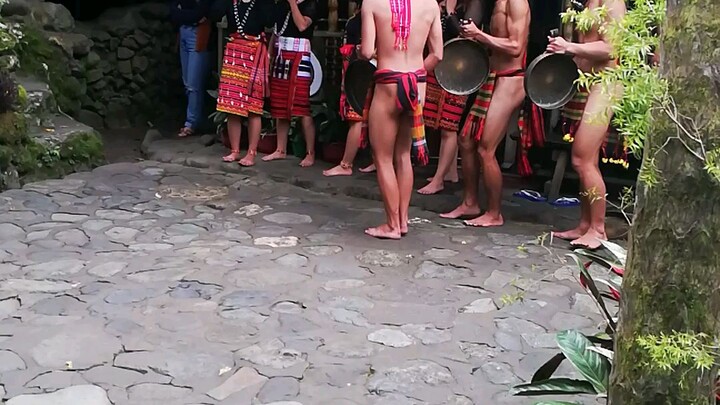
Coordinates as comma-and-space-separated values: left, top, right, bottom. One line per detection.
27, 113, 96, 146
13, 74, 57, 124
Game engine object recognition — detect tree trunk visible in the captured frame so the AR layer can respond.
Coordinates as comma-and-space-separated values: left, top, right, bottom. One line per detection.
609, 0, 720, 404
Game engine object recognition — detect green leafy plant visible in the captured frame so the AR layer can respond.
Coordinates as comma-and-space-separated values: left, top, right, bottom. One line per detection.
0, 71, 18, 114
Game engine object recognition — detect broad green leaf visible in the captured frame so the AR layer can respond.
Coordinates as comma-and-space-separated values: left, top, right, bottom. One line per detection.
531, 353, 566, 382
511, 378, 597, 396
573, 248, 622, 270
534, 402, 583, 405
598, 240, 627, 264
556, 330, 611, 394
567, 254, 617, 331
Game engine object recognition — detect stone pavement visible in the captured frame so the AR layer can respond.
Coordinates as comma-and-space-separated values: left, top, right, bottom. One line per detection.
0, 161, 602, 405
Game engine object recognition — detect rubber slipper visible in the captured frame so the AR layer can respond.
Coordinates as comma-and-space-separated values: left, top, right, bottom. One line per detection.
513, 189, 547, 202
550, 197, 581, 207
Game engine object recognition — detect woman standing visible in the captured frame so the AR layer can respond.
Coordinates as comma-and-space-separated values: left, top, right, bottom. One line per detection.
323, 2, 376, 176
170, 0, 213, 138
212, 0, 272, 166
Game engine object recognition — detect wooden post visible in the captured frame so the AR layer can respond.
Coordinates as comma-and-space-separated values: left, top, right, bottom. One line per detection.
328, 0, 339, 31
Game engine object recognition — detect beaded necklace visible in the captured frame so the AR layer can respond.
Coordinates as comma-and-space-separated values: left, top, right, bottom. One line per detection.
232, 0, 256, 34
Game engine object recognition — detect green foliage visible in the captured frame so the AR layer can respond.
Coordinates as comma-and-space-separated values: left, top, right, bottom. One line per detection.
563, 0, 667, 161
0, 71, 18, 114
0, 112, 28, 144
17, 27, 83, 115
636, 333, 718, 373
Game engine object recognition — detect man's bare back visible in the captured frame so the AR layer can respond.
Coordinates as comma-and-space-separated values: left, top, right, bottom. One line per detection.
361, 0, 442, 73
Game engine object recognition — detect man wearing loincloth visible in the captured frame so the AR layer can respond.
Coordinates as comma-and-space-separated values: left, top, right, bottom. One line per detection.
323, 1, 377, 177
264, 0, 319, 167
213, 0, 272, 167
360, 0, 443, 239
549, 0, 626, 249
440, 0, 531, 227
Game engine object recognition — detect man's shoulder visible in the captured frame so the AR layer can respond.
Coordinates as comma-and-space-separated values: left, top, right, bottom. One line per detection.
507, 0, 530, 14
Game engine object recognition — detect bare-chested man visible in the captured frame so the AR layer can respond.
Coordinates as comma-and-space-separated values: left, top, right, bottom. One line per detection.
549, 0, 626, 249
360, 0, 443, 239
440, 0, 531, 227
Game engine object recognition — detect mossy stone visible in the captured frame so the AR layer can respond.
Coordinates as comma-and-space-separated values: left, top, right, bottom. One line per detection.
0, 112, 29, 144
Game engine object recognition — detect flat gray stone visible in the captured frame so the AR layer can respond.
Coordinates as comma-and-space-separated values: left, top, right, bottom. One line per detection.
51, 213, 88, 222
81, 220, 113, 231
127, 383, 192, 401
221, 290, 276, 308
251, 225, 292, 237
95, 209, 141, 220
104, 227, 139, 243
170, 281, 222, 300
7, 385, 111, 405
271, 301, 304, 314
257, 377, 300, 403
321, 338, 379, 359
414, 261, 471, 279
115, 349, 233, 384
460, 298, 497, 314
478, 362, 520, 385
367, 329, 414, 348
319, 306, 369, 327
226, 245, 273, 259
357, 250, 406, 267
228, 268, 309, 288
24, 259, 85, 277
31, 324, 121, 368
56, 229, 89, 246
105, 288, 156, 305
263, 212, 312, 225
0, 296, 20, 319
235, 339, 308, 378
0, 223, 25, 240
254, 236, 299, 248
31, 295, 86, 316
303, 245, 342, 256
322, 279, 366, 291
88, 262, 127, 277
459, 342, 503, 363
0, 279, 75, 293
366, 360, 454, 397
274, 253, 308, 267
483, 270, 516, 291
0, 350, 26, 372
423, 248, 459, 259
400, 324, 452, 345
207, 367, 268, 401
550, 312, 594, 330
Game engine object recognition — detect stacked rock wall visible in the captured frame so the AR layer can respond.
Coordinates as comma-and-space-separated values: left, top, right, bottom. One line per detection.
2, 0, 183, 129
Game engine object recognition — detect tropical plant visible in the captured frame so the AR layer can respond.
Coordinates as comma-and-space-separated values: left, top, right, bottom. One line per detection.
0, 71, 18, 114
512, 241, 626, 402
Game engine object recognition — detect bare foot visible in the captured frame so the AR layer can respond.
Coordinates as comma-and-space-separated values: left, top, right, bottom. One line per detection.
440, 203, 481, 219
222, 151, 241, 162
553, 225, 589, 241
444, 174, 459, 183
300, 154, 315, 167
178, 127, 193, 138
238, 152, 256, 167
464, 213, 504, 227
417, 181, 445, 195
571, 229, 607, 250
359, 164, 376, 173
323, 164, 353, 177
365, 224, 402, 240
262, 150, 286, 161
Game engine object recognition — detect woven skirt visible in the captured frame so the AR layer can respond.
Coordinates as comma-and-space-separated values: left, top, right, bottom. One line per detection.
269, 37, 312, 119
423, 71, 468, 132
217, 35, 267, 118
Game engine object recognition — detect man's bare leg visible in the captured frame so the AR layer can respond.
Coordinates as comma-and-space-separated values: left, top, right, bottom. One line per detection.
561, 84, 617, 248
263, 118, 289, 161
300, 116, 315, 167
465, 77, 524, 227
223, 115, 243, 162
365, 88, 402, 239
324, 121, 362, 176
239, 114, 261, 166
419, 129, 458, 194
394, 115, 413, 234
440, 131, 482, 219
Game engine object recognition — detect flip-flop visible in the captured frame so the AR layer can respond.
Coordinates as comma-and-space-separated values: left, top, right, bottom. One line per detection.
550, 197, 581, 207
513, 189, 547, 202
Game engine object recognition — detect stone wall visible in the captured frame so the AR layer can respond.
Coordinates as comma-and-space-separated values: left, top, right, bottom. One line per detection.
2, 0, 183, 129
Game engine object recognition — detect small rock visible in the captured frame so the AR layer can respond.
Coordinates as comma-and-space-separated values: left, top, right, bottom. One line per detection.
7, 385, 111, 405
460, 298, 497, 314
478, 362, 520, 385
263, 212, 312, 225
414, 261, 471, 279
117, 47, 134, 60
257, 377, 300, 403
207, 367, 268, 401
357, 250, 406, 267
323, 279, 365, 290
423, 248, 459, 259
367, 329, 414, 348
254, 236, 299, 248
303, 245, 342, 256
274, 253, 308, 267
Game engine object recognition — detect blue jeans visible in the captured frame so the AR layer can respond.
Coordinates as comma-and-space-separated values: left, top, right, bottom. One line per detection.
179, 25, 209, 130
